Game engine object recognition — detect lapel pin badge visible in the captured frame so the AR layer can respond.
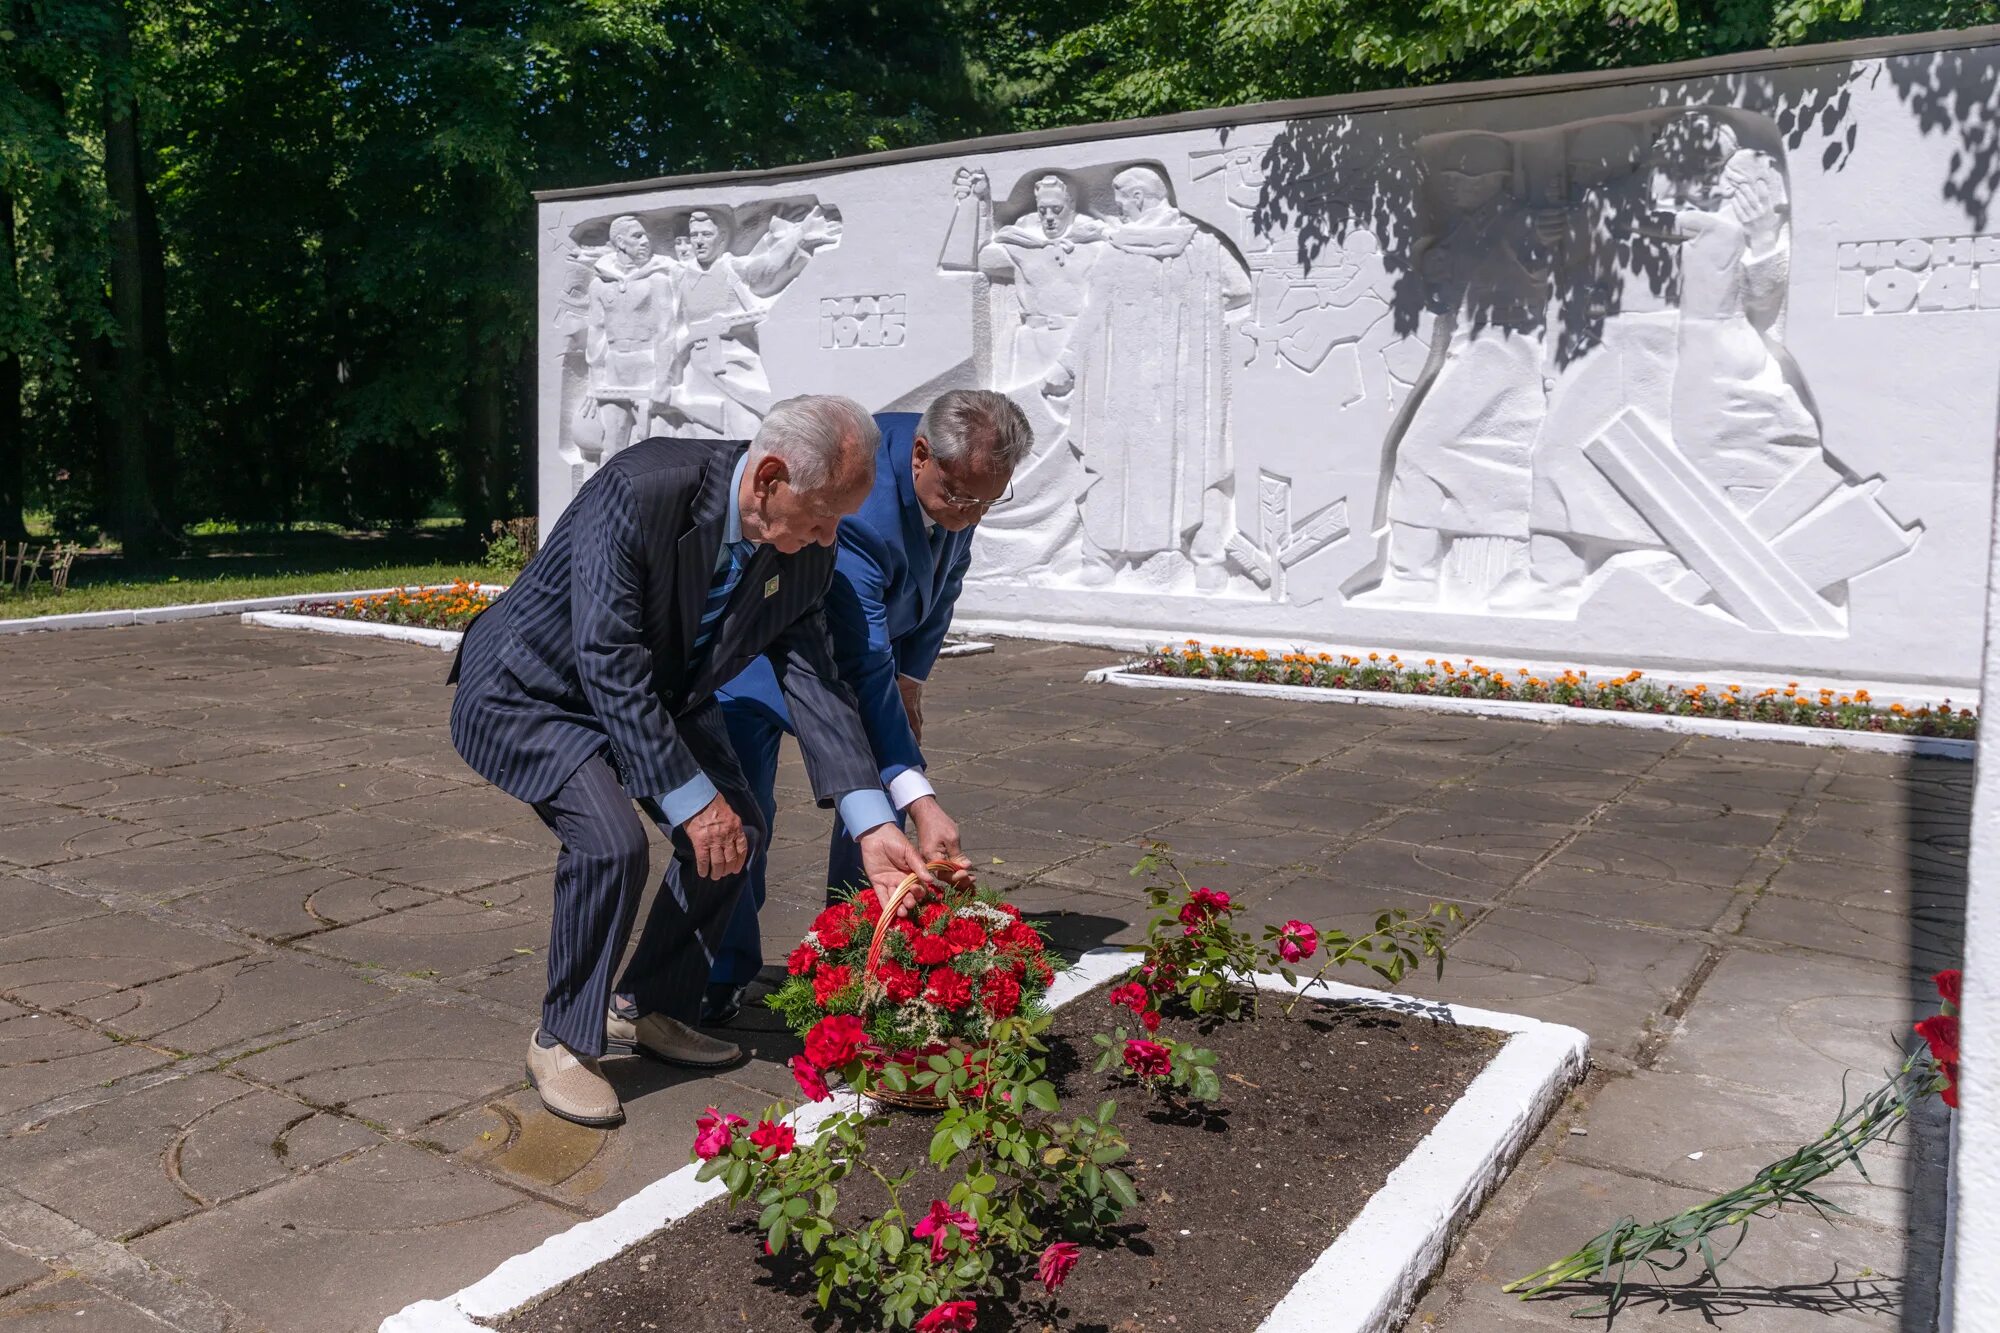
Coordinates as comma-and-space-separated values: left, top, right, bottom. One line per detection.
763, 575, 780, 599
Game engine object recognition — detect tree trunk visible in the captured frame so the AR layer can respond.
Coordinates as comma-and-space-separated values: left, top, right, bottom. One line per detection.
98, 0, 170, 555
456, 369, 502, 540
0, 183, 27, 542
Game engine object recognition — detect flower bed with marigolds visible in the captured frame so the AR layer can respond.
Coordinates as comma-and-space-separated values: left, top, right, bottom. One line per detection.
296, 580, 496, 631
1131, 641, 1979, 740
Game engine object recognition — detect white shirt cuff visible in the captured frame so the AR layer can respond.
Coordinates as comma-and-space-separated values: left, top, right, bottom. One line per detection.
887, 768, 936, 811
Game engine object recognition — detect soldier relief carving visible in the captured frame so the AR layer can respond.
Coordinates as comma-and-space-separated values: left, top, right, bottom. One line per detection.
1345, 108, 1919, 634
553, 202, 841, 486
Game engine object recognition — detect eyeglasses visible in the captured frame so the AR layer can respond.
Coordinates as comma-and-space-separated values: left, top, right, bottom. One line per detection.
937, 478, 1014, 512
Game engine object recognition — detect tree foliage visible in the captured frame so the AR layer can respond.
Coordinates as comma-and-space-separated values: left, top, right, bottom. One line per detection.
1, 0, 1992, 542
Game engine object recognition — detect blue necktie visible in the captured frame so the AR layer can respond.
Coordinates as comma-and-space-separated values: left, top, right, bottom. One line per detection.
693, 539, 755, 654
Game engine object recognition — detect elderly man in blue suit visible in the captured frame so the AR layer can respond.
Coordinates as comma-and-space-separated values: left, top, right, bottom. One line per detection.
702, 389, 1033, 1023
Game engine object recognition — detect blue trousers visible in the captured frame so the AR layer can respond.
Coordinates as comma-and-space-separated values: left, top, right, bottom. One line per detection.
710, 658, 893, 986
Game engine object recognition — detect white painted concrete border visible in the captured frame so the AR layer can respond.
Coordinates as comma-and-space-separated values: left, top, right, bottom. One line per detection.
380, 949, 1586, 1333
1089, 664, 1977, 761
0, 584, 500, 636
935, 638, 995, 658
241, 610, 465, 653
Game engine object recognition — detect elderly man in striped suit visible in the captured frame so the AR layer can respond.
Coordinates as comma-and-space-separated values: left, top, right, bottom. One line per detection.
449, 395, 933, 1127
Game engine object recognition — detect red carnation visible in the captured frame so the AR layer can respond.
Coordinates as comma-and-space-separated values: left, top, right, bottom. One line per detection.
1032, 958, 1054, 987
804, 1013, 868, 1069
1123, 1038, 1173, 1079
919, 901, 948, 929
982, 970, 1021, 1019
911, 932, 955, 966
926, 968, 974, 1011
1935, 969, 1962, 1009
943, 917, 988, 954
786, 942, 819, 977
878, 960, 923, 1004
914, 1301, 977, 1332
812, 963, 853, 1006
1916, 1014, 1962, 1108
997, 902, 1022, 920
790, 1055, 830, 1102
811, 904, 856, 950
855, 890, 884, 924
749, 1118, 796, 1158
1001, 920, 1043, 951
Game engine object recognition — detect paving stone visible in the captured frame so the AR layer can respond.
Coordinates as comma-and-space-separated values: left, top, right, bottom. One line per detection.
0, 1244, 49, 1297
1321, 838, 1529, 902
1422, 780, 1608, 826
227, 809, 439, 860
129, 1141, 573, 1332
1738, 892, 1962, 973
0, 752, 148, 799
300, 898, 549, 976
1551, 829, 1769, 887
0, 878, 109, 939
1762, 855, 1965, 916
1587, 795, 1785, 848
1210, 786, 1394, 835
168, 864, 437, 942
1373, 809, 1575, 861
0, 815, 183, 870
0, 1276, 171, 1332
68, 954, 392, 1055
122, 789, 347, 840
228, 1002, 527, 1132
53, 840, 299, 902
326, 833, 550, 895
1659, 951, 1940, 1098
1507, 863, 1740, 932
0, 1005, 171, 1119
1126, 815, 1339, 870
0, 1072, 377, 1239
1783, 810, 1969, 877
0, 913, 247, 1011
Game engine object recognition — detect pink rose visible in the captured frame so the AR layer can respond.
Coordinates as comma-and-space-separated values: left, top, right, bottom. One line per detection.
693, 1106, 746, 1160
1191, 887, 1232, 914
1277, 919, 1319, 964
1123, 1038, 1173, 1079
789, 1055, 830, 1102
1037, 1240, 1080, 1290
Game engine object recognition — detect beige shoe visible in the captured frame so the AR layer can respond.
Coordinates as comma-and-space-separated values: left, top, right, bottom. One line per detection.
526, 1031, 623, 1127
605, 1009, 741, 1068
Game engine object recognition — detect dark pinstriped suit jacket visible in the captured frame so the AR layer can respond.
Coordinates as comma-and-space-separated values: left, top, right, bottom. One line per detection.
449, 437, 878, 811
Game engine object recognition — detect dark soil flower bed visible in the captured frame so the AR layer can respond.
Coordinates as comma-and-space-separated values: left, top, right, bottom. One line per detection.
495, 985, 1503, 1333
296, 580, 496, 631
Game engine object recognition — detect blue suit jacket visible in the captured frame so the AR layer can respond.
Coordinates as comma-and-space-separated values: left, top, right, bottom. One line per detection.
720, 413, 974, 788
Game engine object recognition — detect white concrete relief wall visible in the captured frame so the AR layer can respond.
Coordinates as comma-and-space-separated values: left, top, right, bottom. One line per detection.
538, 38, 2000, 689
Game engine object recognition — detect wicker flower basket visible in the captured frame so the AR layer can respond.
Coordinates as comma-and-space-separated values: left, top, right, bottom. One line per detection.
863, 863, 978, 1112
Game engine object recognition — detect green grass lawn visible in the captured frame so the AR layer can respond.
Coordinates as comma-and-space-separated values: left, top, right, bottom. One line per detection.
1, 526, 514, 619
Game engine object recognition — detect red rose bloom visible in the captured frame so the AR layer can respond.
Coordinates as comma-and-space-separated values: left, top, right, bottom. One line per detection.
1108, 982, 1149, 1014
911, 932, 955, 966
982, 970, 1021, 1019
693, 1106, 746, 1160
749, 1119, 796, 1158
914, 1301, 977, 1332
1037, 1240, 1080, 1290
878, 960, 923, 1004
810, 904, 856, 950
1140, 1008, 1161, 1032
1916, 1014, 1962, 1108
1935, 969, 1962, 1009
943, 917, 988, 954
790, 1055, 830, 1102
812, 963, 853, 1006
1123, 1038, 1173, 1079
804, 1014, 868, 1069
1191, 887, 1232, 914
786, 942, 819, 977
926, 968, 974, 1011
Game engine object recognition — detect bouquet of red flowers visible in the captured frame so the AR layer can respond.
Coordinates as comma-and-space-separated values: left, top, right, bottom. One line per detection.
767, 881, 1060, 1080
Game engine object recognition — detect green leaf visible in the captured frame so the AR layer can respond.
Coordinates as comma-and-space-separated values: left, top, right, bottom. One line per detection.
883, 1224, 904, 1259
1104, 1168, 1139, 1209
1025, 1080, 1060, 1112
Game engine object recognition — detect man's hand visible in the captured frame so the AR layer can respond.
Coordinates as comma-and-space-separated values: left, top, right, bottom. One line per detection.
896, 674, 925, 744
684, 792, 748, 880
857, 823, 935, 914
908, 796, 973, 887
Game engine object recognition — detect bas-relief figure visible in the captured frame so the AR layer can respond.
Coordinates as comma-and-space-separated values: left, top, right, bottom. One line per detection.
942, 164, 1256, 593
554, 203, 841, 489
1348, 109, 1921, 634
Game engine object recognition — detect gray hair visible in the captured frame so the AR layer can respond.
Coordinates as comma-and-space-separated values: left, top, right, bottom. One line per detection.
917, 389, 1034, 472
751, 394, 879, 494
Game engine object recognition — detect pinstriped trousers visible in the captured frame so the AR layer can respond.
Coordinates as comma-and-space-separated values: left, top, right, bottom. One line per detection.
529, 711, 765, 1057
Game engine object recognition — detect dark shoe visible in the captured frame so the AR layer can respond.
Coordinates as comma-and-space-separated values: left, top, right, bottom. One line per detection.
700, 981, 749, 1027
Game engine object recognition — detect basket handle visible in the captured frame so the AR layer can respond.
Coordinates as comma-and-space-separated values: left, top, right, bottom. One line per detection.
861, 862, 963, 1001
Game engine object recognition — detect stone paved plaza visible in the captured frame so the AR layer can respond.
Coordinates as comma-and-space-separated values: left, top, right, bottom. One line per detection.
0, 620, 1964, 1332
